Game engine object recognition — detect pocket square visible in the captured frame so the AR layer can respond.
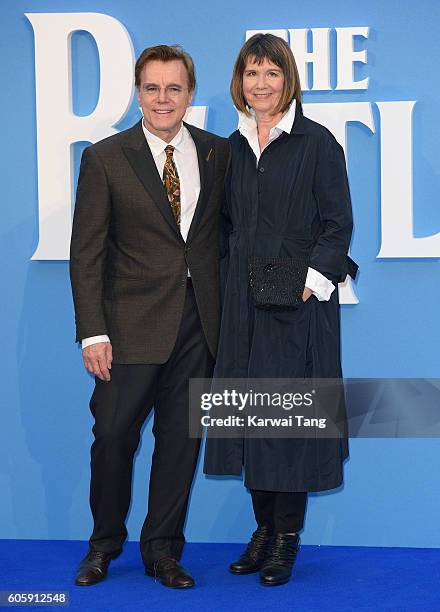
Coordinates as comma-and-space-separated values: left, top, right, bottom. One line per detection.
206, 148, 214, 162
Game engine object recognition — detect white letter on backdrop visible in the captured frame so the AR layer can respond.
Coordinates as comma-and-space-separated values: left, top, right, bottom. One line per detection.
26, 12, 135, 260
335, 27, 370, 90
288, 28, 331, 91
377, 101, 440, 257
184, 106, 208, 129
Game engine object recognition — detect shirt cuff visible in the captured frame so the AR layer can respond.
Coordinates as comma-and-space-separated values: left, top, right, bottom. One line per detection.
305, 267, 335, 302
82, 335, 110, 349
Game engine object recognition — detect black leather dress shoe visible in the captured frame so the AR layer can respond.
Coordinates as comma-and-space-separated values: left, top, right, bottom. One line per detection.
260, 533, 300, 586
229, 526, 273, 574
75, 550, 121, 586
145, 557, 195, 588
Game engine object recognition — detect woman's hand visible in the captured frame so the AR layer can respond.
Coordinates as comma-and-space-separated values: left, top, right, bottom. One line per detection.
302, 287, 313, 302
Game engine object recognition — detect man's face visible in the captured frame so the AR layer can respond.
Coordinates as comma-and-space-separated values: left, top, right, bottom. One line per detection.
137, 59, 193, 142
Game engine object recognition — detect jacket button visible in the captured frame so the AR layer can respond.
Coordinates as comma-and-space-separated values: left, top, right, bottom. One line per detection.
259, 167, 265, 173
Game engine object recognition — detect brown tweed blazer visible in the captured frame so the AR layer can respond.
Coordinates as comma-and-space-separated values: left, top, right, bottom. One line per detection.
70, 120, 230, 364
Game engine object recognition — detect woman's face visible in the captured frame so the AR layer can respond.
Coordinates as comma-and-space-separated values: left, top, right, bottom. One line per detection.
242, 57, 285, 116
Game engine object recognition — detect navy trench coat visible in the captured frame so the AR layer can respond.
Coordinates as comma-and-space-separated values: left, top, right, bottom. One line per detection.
203, 105, 357, 493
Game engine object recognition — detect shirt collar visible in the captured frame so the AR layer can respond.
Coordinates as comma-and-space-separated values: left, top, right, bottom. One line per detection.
141, 120, 186, 157
237, 99, 297, 137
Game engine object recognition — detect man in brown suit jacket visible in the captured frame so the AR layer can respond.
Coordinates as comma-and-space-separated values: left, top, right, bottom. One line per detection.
70, 45, 229, 589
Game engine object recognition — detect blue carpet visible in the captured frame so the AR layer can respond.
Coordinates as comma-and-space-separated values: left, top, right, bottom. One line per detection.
0, 540, 439, 611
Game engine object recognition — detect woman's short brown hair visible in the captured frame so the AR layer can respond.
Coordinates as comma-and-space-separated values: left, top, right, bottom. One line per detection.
135, 45, 196, 92
230, 33, 302, 116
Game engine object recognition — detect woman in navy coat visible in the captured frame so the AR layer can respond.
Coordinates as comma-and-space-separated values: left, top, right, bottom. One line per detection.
204, 34, 357, 586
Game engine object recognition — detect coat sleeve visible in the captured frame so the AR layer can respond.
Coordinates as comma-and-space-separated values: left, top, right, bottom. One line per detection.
310, 132, 358, 283
69, 146, 111, 343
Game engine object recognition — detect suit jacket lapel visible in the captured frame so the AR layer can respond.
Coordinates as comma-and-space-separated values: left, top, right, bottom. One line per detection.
122, 121, 182, 240
185, 122, 215, 244
122, 120, 215, 244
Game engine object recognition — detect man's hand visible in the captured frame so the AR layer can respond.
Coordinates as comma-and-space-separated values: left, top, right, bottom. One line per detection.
82, 342, 113, 381
302, 287, 313, 302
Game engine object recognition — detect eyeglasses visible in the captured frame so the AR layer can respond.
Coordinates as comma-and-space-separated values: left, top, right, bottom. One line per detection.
141, 85, 188, 98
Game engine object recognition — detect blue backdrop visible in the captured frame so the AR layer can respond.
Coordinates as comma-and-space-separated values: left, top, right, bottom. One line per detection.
1, 0, 440, 547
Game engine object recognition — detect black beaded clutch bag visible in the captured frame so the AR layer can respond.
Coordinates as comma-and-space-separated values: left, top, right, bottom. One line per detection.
248, 256, 309, 310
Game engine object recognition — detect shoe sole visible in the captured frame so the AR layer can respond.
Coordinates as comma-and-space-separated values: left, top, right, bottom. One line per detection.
145, 569, 194, 588
74, 550, 121, 586
75, 577, 107, 587
260, 578, 290, 587
229, 567, 261, 575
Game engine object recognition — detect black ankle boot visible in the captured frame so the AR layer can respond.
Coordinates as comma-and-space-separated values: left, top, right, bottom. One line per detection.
229, 526, 273, 574
260, 532, 300, 586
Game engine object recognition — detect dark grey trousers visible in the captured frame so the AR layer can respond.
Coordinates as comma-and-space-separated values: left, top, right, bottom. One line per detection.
88, 280, 213, 565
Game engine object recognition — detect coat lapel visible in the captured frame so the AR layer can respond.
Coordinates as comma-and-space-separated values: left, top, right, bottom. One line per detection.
122, 121, 182, 240
290, 102, 306, 135
185, 122, 215, 244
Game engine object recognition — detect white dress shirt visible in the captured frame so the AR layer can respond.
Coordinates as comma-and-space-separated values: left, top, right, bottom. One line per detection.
237, 100, 335, 303
141, 122, 200, 243
82, 120, 200, 349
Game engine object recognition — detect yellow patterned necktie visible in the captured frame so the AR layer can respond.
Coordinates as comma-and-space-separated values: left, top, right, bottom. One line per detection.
163, 145, 181, 226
